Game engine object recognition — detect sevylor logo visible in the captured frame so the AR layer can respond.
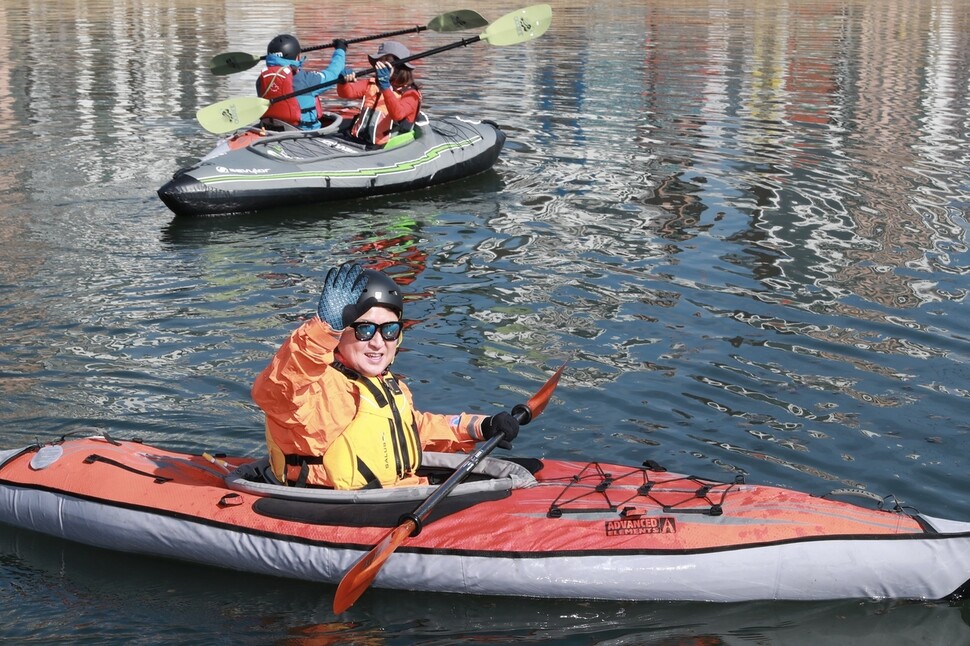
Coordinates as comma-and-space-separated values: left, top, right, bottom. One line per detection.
215, 166, 271, 175
605, 517, 676, 536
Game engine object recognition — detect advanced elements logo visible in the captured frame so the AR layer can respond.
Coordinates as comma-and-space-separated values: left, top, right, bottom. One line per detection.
605, 517, 677, 536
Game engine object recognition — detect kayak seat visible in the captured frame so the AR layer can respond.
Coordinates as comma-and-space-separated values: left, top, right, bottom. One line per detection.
418, 457, 542, 485
257, 118, 301, 132
380, 111, 430, 150
382, 131, 414, 150
258, 112, 344, 136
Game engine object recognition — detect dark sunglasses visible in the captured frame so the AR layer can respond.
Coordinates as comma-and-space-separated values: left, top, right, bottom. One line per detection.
349, 321, 403, 342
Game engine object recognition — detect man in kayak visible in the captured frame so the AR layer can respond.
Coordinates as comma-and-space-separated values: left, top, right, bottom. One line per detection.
256, 33, 347, 130
252, 262, 519, 489
337, 40, 422, 147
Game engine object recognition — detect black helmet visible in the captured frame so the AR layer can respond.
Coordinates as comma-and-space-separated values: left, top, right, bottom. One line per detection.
267, 34, 301, 60
342, 269, 403, 326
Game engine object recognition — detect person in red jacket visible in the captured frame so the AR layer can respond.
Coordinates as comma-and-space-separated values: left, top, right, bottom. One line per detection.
257, 33, 347, 129
252, 262, 519, 489
337, 40, 421, 146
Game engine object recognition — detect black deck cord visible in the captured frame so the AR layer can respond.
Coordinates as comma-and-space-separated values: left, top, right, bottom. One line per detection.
58, 428, 122, 446
444, 115, 489, 145
83, 454, 172, 484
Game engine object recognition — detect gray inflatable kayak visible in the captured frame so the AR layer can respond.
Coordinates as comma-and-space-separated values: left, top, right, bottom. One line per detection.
158, 113, 505, 216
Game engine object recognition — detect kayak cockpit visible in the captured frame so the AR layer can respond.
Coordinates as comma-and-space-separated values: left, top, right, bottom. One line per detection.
225, 451, 540, 504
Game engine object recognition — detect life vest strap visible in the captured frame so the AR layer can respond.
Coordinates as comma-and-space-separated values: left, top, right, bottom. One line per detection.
282, 455, 383, 489
283, 454, 323, 487
284, 454, 323, 466
356, 457, 383, 489
333, 360, 396, 408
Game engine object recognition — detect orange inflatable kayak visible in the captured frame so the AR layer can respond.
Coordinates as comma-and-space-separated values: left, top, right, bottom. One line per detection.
1, 433, 968, 602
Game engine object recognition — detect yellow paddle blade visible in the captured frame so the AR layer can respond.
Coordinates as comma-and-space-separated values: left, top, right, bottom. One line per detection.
481, 4, 552, 47
195, 97, 270, 135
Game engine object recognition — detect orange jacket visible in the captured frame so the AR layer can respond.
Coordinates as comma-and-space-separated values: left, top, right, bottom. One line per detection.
252, 316, 485, 487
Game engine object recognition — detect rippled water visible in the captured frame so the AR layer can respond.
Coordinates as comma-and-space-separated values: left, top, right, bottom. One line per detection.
1, 0, 969, 642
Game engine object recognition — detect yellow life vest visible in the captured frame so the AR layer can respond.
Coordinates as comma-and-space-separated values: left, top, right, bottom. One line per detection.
266, 367, 422, 489
322, 372, 421, 489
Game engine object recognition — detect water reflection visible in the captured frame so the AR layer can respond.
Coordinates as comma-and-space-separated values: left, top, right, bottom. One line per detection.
0, 0, 966, 479
3, 523, 969, 644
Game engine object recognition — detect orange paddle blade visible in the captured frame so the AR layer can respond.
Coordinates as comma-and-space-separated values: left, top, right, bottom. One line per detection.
332, 519, 417, 613
525, 363, 565, 419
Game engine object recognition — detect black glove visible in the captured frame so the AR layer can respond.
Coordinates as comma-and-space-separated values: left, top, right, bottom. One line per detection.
332, 38, 348, 51
317, 262, 364, 330
481, 411, 519, 450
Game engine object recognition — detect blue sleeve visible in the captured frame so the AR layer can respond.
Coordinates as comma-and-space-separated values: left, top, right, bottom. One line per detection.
303, 49, 346, 96
323, 48, 347, 79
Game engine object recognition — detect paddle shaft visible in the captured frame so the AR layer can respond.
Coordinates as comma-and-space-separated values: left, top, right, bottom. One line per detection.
332, 407, 525, 614
402, 403, 530, 536
208, 10, 490, 75
402, 358, 567, 534
269, 35, 484, 106
301, 24, 433, 55
254, 25, 437, 67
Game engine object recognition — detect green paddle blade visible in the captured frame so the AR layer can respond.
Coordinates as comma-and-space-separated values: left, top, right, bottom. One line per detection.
481, 4, 552, 46
209, 51, 261, 76
428, 9, 488, 32
196, 97, 270, 135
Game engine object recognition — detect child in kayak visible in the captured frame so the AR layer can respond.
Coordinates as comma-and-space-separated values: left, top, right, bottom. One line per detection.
256, 33, 347, 130
252, 262, 518, 489
337, 40, 421, 147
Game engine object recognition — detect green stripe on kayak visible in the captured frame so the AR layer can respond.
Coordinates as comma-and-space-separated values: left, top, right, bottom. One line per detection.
200, 136, 483, 185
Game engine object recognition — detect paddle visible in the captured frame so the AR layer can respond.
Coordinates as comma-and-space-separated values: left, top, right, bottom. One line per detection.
196, 4, 553, 135
208, 10, 489, 76
331, 362, 566, 614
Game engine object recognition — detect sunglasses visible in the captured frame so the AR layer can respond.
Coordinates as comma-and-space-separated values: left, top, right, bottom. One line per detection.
349, 321, 403, 342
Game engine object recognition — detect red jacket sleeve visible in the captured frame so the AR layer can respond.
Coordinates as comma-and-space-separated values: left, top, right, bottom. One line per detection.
336, 78, 368, 100
379, 86, 421, 123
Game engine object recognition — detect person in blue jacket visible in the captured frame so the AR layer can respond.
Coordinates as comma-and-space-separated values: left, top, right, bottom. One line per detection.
256, 33, 347, 129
